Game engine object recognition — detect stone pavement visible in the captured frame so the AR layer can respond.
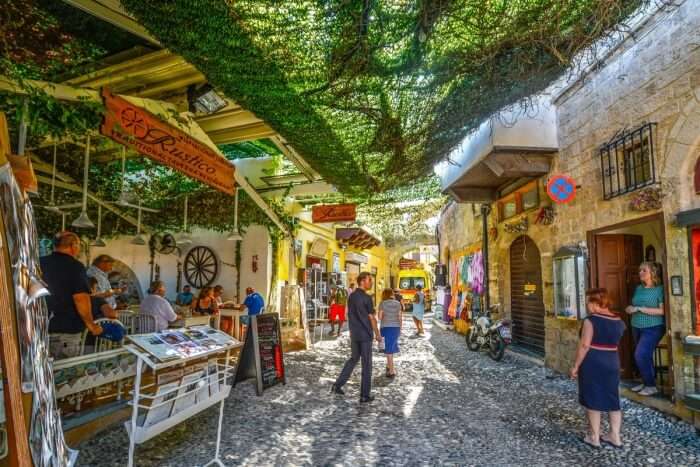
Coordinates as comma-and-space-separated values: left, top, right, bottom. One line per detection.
78, 316, 700, 466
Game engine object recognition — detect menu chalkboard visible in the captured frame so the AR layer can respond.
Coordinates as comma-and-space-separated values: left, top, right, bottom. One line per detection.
233, 314, 286, 395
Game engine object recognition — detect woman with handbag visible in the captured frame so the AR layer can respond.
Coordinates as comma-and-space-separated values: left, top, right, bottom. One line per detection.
570, 288, 626, 449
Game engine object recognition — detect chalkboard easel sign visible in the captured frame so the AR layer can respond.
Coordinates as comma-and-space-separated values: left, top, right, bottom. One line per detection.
233, 314, 286, 395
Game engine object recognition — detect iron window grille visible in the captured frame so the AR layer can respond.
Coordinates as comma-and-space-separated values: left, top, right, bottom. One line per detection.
599, 122, 657, 200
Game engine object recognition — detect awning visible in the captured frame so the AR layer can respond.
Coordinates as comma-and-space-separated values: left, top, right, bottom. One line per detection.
434, 94, 558, 203
676, 208, 700, 227
336, 228, 381, 249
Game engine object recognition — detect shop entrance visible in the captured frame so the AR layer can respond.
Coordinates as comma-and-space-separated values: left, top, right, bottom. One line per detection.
509, 236, 546, 355
588, 213, 672, 396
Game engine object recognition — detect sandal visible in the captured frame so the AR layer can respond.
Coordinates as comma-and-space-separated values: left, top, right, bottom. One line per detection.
582, 435, 601, 449
600, 435, 623, 449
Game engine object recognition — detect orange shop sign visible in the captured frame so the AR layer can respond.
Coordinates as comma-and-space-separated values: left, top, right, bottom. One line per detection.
100, 88, 235, 195
312, 203, 357, 223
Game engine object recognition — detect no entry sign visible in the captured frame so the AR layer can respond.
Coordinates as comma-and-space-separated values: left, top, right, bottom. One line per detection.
547, 175, 576, 204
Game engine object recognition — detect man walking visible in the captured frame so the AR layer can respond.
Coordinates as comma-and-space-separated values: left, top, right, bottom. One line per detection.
331, 272, 381, 403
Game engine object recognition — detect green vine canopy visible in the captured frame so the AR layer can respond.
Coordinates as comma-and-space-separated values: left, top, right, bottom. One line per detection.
121, 0, 651, 193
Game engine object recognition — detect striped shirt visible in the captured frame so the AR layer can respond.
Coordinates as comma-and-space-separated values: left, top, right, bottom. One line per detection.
630, 285, 665, 328
379, 299, 402, 328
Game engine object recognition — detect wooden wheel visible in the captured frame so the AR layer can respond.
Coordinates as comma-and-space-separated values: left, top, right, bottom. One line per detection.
184, 246, 218, 289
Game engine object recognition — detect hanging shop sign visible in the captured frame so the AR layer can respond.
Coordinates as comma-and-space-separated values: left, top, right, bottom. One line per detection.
546, 174, 576, 204
312, 203, 357, 223
345, 251, 368, 264
100, 88, 235, 195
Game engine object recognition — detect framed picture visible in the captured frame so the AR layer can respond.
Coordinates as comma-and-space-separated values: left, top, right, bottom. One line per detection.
670, 275, 683, 296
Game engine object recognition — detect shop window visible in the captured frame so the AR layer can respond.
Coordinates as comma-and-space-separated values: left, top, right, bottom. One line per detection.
600, 122, 657, 200
497, 181, 539, 222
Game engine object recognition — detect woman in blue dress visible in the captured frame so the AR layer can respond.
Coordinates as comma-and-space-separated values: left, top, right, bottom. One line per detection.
570, 288, 626, 449
412, 284, 425, 336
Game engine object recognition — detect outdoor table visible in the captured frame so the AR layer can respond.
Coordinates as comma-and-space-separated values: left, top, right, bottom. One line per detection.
171, 315, 212, 328
219, 308, 247, 340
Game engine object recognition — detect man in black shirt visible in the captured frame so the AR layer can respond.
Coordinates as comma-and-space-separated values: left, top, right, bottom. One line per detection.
331, 272, 381, 402
41, 232, 102, 359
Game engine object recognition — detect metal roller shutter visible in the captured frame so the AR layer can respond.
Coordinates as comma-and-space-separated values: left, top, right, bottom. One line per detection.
509, 236, 545, 355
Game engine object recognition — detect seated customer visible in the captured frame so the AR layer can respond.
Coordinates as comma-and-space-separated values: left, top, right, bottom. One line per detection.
140, 280, 180, 332
176, 285, 194, 306
89, 277, 118, 319
192, 286, 219, 315
213, 285, 224, 306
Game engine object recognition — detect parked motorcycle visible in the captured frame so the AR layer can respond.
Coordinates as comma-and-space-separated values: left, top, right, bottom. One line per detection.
466, 304, 512, 361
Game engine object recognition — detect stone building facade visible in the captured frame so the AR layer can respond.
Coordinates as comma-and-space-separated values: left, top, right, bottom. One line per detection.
438, 0, 700, 425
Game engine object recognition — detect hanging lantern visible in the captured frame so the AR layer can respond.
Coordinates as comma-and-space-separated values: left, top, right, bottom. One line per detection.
227, 188, 243, 241
176, 195, 193, 246
92, 205, 106, 247
72, 135, 95, 228
131, 201, 146, 245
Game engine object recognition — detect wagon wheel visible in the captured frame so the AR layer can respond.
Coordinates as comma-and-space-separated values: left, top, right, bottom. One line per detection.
184, 246, 218, 289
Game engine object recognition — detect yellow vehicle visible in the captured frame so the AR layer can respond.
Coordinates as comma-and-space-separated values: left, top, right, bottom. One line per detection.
397, 268, 432, 311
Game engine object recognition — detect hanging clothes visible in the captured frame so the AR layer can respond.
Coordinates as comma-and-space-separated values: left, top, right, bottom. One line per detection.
470, 251, 484, 295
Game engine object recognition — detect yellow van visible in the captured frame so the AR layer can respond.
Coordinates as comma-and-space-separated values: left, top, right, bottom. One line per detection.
397, 268, 431, 311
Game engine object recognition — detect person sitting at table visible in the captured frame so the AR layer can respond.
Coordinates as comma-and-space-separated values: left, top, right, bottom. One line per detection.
240, 286, 265, 325
42, 231, 103, 359
213, 285, 225, 306
176, 285, 194, 306
140, 280, 180, 332
87, 255, 122, 309
192, 286, 219, 316
89, 277, 118, 320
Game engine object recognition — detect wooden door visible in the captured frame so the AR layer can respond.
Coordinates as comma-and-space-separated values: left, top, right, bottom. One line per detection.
510, 236, 545, 354
594, 234, 643, 378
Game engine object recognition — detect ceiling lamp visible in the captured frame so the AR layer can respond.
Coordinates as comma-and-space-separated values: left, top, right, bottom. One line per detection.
72, 135, 95, 228
131, 201, 146, 245
189, 84, 227, 115
60, 211, 67, 231
45, 143, 61, 213
117, 146, 131, 206
176, 195, 192, 246
227, 188, 243, 241
92, 205, 106, 247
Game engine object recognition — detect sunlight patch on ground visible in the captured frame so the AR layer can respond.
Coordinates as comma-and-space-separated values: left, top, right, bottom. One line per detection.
402, 385, 423, 417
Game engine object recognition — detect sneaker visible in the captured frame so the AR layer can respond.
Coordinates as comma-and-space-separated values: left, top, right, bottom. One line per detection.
360, 396, 375, 403
638, 386, 658, 396
631, 383, 645, 392
330, 384, 344, 395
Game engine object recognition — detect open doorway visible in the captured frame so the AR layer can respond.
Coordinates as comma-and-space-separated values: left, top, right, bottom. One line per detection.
588, 213, 672, 398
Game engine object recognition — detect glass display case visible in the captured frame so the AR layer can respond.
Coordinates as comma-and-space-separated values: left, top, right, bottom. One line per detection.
682, 336, 700, 412
553, 246, 587, 320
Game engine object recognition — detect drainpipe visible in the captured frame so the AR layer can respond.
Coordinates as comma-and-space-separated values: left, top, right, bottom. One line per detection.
481, 204, 491, 309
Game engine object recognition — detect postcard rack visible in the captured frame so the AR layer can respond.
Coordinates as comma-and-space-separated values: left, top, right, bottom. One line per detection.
123, 342, 241, 467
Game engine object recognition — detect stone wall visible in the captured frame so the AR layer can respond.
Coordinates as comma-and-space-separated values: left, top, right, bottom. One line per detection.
438, 0, 700, 423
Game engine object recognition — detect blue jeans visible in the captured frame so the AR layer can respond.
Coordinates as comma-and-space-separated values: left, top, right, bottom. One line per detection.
631, 325, 665, 387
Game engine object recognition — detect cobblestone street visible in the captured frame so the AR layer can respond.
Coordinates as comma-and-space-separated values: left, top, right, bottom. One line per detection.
78, 316, 700, 466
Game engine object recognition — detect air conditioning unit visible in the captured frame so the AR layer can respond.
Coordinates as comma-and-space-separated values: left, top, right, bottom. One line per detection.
309, 238, 329, 257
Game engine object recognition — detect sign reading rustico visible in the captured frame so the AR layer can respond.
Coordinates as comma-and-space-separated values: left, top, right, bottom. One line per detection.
100, 88, 235, 195
312, 203, 357, 223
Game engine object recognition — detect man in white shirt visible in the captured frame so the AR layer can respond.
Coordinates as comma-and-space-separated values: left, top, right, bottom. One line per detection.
140, 280, 180, 331
87, 255, 121, 308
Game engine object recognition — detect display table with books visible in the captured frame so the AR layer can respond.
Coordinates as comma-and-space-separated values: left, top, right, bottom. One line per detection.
123, 325, 242, 467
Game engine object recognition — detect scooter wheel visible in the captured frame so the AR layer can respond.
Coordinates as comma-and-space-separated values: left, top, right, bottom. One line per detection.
466, 328, 480, 351
488, 333, 506, 361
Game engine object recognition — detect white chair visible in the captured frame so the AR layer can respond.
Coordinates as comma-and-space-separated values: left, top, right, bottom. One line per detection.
132, 313, 157, 334
117, 310, 135, 334
79, 318, 127, 355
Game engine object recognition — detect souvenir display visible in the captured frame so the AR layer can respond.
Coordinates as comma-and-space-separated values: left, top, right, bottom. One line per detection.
0, 164, 76, 465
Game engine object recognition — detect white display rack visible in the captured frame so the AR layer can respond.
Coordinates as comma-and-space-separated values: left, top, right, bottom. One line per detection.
123, 340, 242, 467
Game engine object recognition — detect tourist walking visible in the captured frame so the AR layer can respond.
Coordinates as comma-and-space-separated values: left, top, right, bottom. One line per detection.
378, 288, 402, 377
412, 284, 425, 336
625, 261, 665, 396
331, 272, 381, 402
570, 288, 626, 449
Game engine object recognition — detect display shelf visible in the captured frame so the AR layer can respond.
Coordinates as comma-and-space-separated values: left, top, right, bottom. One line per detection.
124, 327, 241, 467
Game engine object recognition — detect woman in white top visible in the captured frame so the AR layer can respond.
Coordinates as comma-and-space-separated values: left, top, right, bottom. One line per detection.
378, 288, 402, 378
140, 280, 180, 332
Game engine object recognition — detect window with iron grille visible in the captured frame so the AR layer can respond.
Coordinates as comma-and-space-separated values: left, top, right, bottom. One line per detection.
599, 122, 657, 200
